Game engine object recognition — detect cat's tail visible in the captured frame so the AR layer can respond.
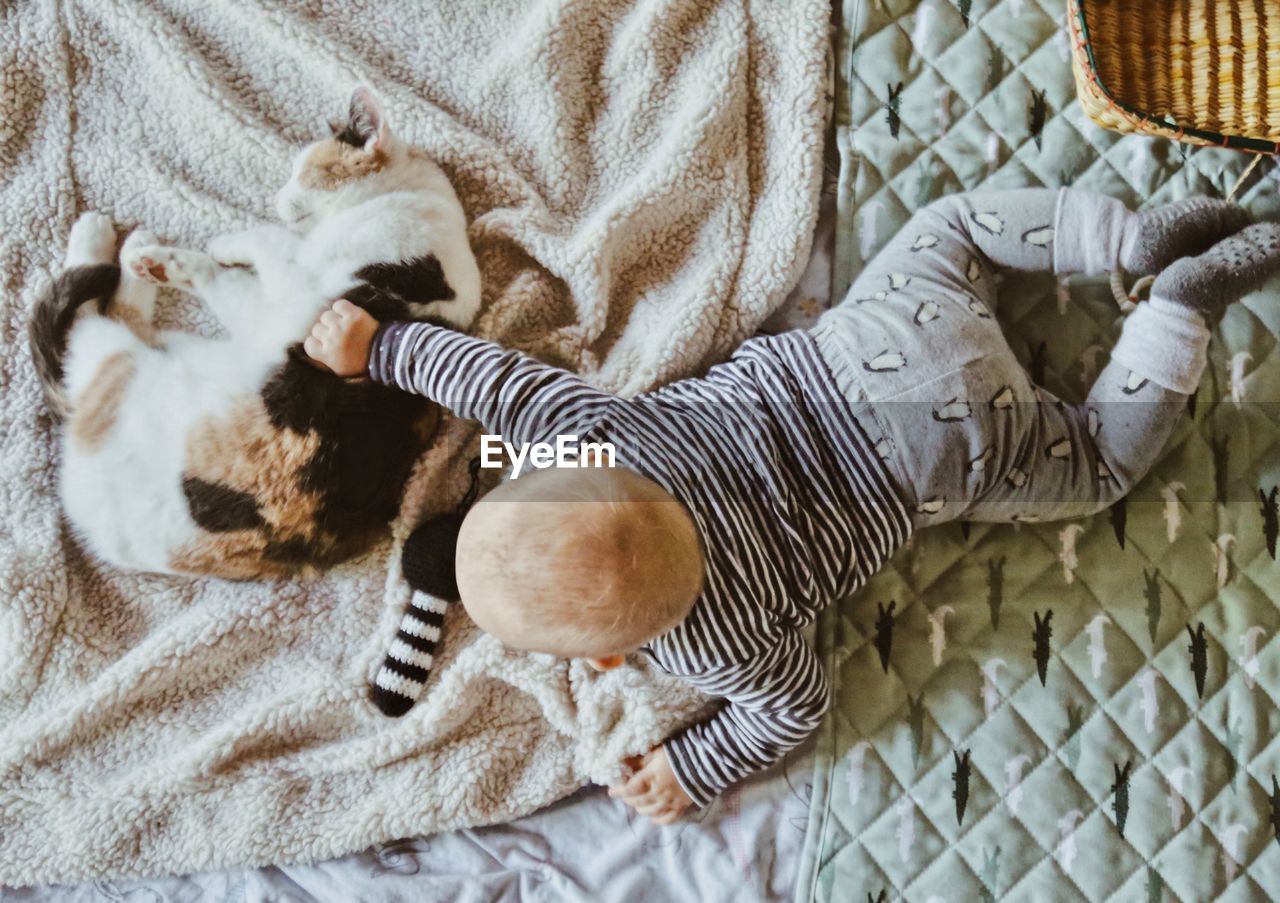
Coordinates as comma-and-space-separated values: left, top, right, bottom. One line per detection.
30, 213, 123, 420
29, 263, 121, 420
369, 514, 463, 717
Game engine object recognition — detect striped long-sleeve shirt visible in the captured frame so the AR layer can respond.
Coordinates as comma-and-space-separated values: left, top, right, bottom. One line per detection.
369, 322, 912, 806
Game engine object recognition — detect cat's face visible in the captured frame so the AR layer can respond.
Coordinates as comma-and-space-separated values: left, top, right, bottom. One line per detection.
276, 87, 397, 231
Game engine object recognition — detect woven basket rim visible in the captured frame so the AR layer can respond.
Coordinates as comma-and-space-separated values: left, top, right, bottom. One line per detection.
1074, 0, 1280, 154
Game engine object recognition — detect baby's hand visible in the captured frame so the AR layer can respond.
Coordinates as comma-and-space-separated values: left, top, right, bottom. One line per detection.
304, 299, 379, 377
608, 746, 692, 825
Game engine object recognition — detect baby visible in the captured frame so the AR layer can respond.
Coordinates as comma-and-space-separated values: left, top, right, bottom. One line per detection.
307, 188, 1280, 823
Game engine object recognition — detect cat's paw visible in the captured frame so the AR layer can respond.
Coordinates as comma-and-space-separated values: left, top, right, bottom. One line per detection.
66, 212, 117, 267
122, 245, 213, 290
115, 229, 161, 320
120, 228, 158, 265
123, 244, 175, 285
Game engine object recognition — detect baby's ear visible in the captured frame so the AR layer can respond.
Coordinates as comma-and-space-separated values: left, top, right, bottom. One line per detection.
587, 655, 626, 672
340, 85, 390, 153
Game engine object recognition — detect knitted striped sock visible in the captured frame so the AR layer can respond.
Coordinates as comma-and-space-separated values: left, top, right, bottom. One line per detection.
369, 590, 449, 717
369, 512, 464, 717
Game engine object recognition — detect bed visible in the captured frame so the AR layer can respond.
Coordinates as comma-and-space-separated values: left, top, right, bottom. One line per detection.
9, 1, 1277, 900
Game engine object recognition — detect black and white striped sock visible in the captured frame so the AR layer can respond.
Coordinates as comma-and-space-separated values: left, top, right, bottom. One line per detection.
369, 591, 449, 717
368, 512, 464, 717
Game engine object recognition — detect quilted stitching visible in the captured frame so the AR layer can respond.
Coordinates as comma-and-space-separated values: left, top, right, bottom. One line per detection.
798, 1, 1280, 901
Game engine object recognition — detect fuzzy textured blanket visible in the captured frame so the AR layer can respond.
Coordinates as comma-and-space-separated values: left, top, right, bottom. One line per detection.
0, 0, 828, 886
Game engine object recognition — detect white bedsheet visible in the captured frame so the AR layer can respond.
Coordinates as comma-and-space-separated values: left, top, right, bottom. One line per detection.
2, 745, 812, 903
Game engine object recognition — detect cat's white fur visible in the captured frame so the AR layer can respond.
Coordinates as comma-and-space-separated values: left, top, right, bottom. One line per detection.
58, 88, 480, 574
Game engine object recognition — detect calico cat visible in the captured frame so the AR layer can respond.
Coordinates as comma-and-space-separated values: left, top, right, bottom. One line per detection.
31, 87, 481, 580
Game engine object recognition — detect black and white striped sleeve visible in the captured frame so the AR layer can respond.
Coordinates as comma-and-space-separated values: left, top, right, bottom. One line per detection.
368, 321, 614, 447
662, 628, 830, 808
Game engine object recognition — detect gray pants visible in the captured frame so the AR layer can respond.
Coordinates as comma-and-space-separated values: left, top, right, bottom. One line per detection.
813, 189, 1208, 528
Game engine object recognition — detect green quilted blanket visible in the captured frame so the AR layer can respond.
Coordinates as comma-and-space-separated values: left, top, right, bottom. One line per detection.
795, 1, 1280, 901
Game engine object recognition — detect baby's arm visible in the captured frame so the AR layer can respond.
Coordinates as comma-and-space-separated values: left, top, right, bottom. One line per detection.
658, 629, 829, 809
306, 300, 614, 446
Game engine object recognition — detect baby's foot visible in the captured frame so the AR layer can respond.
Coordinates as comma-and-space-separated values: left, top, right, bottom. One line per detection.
1152, 222, 1280, 321
122, 244, 215, 291
1122, 197, 1251, 275
65, 212, 116, 267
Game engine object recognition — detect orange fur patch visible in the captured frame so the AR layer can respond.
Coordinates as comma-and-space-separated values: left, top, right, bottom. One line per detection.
169, 535, 295, 581
70, 351, 136, 451
297, 139, 388, 191
105, 298, 158, 346
184, 398, 323, 541
173, 397, 397, 580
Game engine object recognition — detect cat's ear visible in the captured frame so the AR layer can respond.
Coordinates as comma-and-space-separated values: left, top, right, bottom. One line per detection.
344, 86, 390, 152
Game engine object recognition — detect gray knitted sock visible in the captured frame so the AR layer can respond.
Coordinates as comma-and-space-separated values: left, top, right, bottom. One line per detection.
1151, 222, 1280, 323
1121, 197, 1251, 275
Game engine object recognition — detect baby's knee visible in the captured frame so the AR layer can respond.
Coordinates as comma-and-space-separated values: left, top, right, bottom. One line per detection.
915, 195, 972, 234
1090, 454, 1146, 511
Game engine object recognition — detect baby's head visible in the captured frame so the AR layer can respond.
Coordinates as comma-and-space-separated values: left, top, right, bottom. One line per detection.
455, 465, 704, 669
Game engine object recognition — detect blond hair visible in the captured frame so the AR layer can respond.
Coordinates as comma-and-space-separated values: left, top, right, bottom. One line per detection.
455, 466, 704, 658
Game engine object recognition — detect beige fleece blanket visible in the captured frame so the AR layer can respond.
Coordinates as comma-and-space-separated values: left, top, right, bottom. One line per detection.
0, 0, 828, 886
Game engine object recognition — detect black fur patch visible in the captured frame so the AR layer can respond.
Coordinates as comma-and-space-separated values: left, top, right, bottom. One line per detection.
260, 348, 432, 532
340, 255, 455, 327
183, 476, 266, 532
263, 534, 315, 566
331, 95, 378, 148
356, 256, 454, 307
252, 253, 456, 567
339, 285, 409, 325
331, 121, 367, 149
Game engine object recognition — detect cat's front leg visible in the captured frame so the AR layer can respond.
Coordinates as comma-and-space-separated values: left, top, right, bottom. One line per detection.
208, 225, 300, 270
116, 227, 161, 325
412, 294, 482, 330
122, 243, 221, 295
122, 241, 261, 336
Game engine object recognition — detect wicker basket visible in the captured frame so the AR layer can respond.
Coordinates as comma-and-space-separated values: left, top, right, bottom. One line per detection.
1070, 0, 1280, 154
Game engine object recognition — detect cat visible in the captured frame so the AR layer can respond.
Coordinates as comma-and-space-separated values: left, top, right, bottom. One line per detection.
30, 87, 481, 580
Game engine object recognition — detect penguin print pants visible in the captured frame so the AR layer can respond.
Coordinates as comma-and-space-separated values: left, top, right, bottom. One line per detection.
812, 188, 1206, 529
